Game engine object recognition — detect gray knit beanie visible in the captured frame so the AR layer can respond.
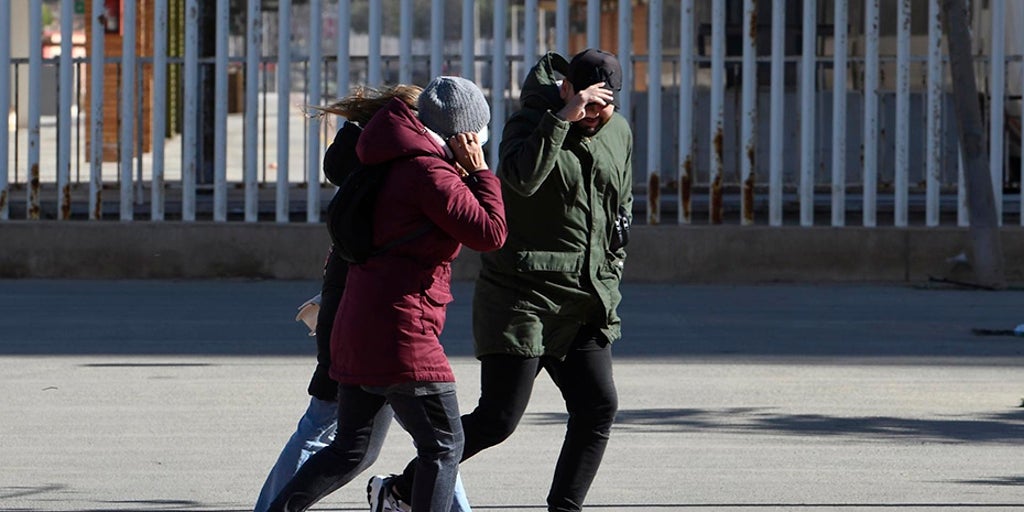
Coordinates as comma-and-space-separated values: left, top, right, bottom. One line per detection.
417, 76, 491, 139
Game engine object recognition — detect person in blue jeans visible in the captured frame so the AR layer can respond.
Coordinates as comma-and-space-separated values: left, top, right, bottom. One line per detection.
253, 84, 476, 512
265, 76, 507, 512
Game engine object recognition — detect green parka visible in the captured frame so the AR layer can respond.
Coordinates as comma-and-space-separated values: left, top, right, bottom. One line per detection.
472, 52, 634, 359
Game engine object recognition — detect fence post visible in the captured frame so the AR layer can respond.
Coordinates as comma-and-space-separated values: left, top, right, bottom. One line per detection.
27, 0, 41, 220
941, 0, 1006, 288
58, 0, 73, 219
741, 0, 757, 226
245, 0, 262, 222
0, 1, 10, 220
678, 0, 694, 225
768, 0, 786, 227
925, 0, 944, 227
709, 0, 724, 225
799, 0, 816, 227
830, 0, 847, 227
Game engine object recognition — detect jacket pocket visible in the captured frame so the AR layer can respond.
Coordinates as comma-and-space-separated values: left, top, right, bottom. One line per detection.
514, 250, 585, 273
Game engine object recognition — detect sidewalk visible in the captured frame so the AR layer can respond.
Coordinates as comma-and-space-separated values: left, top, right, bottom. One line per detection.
1, 280, 1023, 511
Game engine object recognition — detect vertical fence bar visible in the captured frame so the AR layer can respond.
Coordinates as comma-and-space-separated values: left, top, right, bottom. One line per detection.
894, 0, 910, 227
799, 0, 816, 227
925, 0, 942, 226
152, 0, 168, 221
399, 0, 412, 84
957, 145, 968, 225
524, 0, 538, 75
276, 0, 292, 222
213, 0, 229, 221
740, 0, 757, 226
183, 0, 198, 221
490, 0, 507, 171
617, 0, 632, 124
556, 0, 569, 57
0, 1, 9, 219
245, 0, 261, 222
587, 0, 600, 50
119, 0, 137, 220
89, 0, 104, 219
830, 0, 847, 226
647, 0, 663, 225
1021, 23, 1024, 226
27, 0, 41, 219
678, 0, 694, 225
57, 0, 73, 219
336, 0, 350, 96
862, 0, 879, 227
431, 0, 444, 78
307, 0, 322, 223
989, 0, 1005, 224
709, 0, 724, 225
768, 0, 785, 226
368, 0, 382, 85
462, 0, 474, 80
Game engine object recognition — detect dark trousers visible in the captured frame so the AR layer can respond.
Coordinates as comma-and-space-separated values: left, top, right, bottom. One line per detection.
268, 383, 464, 512
396, 328, 618, 512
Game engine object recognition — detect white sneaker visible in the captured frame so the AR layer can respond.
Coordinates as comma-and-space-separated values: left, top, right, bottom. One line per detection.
367, 474, 410, 512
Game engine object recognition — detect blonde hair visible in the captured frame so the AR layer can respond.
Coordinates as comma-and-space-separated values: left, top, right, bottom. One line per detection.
306, 84, 423, 126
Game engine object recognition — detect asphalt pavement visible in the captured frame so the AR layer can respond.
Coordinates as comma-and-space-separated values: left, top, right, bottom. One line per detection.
1, 279, 1023, 511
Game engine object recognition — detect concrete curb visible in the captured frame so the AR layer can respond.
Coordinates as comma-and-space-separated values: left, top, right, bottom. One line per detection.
2, 221, 1022, 282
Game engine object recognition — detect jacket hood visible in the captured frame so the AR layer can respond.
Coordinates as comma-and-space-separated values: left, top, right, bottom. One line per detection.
519, 52, 570, 111
323, 121, 362, 185
356, 98, 447, 167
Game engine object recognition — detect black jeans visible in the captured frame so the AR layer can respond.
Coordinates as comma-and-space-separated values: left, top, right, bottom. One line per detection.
268, 383, 464, 512
395, 327, 618, 512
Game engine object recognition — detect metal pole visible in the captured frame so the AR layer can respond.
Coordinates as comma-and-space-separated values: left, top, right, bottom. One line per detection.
895, 0, 910, 227
336, 0, 350, 96
27, 0, 41, 219
741, 0, 757, 226
308, 0, 323, 223
153, 0, 168, 221
678, 0, 694, 225
119, 0, 137, 220
245, 0, 261, 222
0, 1, 9, 220
462, 0, 474, 80
925, 0, 943, 227
799, 0, 817, 227
524, 0, 538, 75
617, 0, 632, 124
768, 0, 786, 227
399, 0, 412, 84
368, 0, 382, 85
830, 0, 847, 227
277, 0, 292, 222
556, 0, 569, 57
862, 0, 879, 227
587, 0, 600, 50
57, 0, 73, 219
490, 0, 507, 171
214, 0, 229, 221
431, 0, 444, 79
941, 0, 1006, 288
183, 0, 199, 221
988, 0, 1005, 223
647, 0, 663, 225
709, 0, 724, 225
89, 0, 104, 220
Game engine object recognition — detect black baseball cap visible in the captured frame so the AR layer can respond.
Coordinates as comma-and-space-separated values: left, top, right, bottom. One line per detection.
566, 48, 623, 92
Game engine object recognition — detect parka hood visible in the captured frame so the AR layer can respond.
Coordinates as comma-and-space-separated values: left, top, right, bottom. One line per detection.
356, 98, 447, 167
519, 52, 570, 112
323, 121, 362, 186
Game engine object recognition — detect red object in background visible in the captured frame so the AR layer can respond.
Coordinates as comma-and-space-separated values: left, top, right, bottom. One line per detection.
103, 0, 120, 34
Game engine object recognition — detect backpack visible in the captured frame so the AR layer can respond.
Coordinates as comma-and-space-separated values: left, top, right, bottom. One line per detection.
326, 163, 431, 264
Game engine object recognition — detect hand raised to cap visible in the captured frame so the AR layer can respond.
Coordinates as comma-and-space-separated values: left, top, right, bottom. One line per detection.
557, 82, 615, 123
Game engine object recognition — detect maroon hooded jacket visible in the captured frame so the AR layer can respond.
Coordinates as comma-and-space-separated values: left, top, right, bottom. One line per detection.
329, 98, 507, 387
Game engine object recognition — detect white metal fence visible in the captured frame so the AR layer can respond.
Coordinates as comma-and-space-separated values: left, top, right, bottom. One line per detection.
1, 0, 1022, 226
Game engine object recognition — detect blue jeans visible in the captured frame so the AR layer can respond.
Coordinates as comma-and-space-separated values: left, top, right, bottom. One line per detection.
264, 384, 467, 512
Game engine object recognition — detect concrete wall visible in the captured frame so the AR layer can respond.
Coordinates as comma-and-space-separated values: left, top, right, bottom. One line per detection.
1, 222, 1022, 283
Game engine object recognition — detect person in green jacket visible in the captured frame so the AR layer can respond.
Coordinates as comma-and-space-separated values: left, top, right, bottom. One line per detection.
378, 48, 632, 512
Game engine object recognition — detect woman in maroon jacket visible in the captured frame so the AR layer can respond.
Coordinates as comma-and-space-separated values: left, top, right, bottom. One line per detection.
268, 76, 506, 512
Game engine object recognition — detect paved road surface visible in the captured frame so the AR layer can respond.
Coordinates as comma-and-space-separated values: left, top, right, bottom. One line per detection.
2, 280, 1023, 511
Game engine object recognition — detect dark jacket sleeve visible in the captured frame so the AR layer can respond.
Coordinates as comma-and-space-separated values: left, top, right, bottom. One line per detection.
497, 109, 571, 197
